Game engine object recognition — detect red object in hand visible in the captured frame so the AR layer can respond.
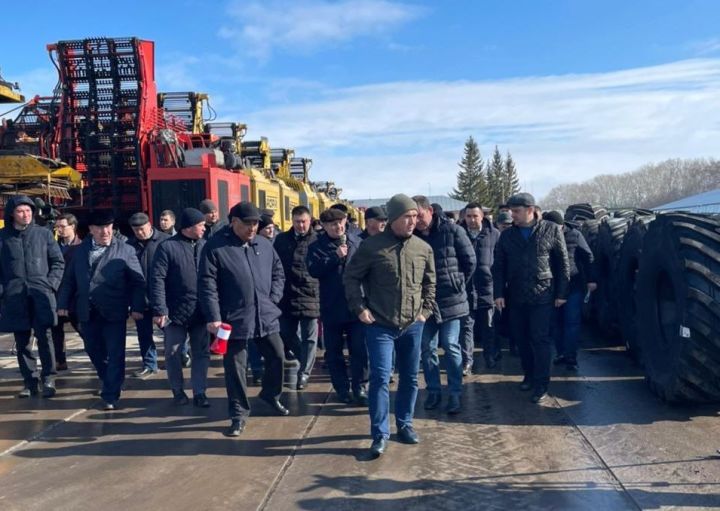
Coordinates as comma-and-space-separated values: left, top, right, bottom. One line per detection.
210, 323, 232, 355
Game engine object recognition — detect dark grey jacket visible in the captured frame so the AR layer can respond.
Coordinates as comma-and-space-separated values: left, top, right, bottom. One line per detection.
273, 229, 320, 318
198, 230, 285, 340
0, 196, 65, 331
57, 237, 146, 322
564, 226, 596, 293
492, 220, 570, 305
150, 234, 206, 326
127, 228, 170, 308
464, 218, 501, 310
415, 214, 476, 322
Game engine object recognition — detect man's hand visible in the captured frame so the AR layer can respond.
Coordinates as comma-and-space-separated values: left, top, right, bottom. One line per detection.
587, 282, 598, 293
415, 313, 426, 323
131, 311, 144, 320
554, 299, 567, 308
358, 309, 376, 325
57, 309, 68, 317
336, 245, 348, 259
153, 315, 168, 328
207, 321, 222, 335
494, 298, 505, 311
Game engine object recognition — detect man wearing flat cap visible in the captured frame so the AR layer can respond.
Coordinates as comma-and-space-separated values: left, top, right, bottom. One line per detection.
198, 201, 288, 437
58, 210, 146, 410
492, 192, 570, 404
344, 194, 436, 458
199, 199, 228, 240
150, 208, 211, 407
360, 206, 388, 240
127, 212, 170, 377
307, 207, 368, 406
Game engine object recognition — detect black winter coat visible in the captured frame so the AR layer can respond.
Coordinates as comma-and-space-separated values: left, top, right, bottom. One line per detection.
464, 218, 500, 310
57, 237, 146, 323
273, 229, 320, 318
0, 196, 65, 331
127, 229, 170, 308
415, 214, 476, 322
150, 234, 206, 326
203, 219, 228, 240
306, 231, 361, 324
198, 230, 285, 340
492, 220, 570, 305
564, 226, 596, 293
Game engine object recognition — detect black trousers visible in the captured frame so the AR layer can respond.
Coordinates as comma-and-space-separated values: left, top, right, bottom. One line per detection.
508, 302, 554, 389
224, 332, 285, 421
51, 314, 79, 365
15, 328, 56, 385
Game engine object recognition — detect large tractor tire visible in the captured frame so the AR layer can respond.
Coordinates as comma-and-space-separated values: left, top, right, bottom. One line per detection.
579, 218, 604, 323
635, 213, 720, 403
617, 215, 656, 361
564, 203, 608, 223
594, 217, 632, 339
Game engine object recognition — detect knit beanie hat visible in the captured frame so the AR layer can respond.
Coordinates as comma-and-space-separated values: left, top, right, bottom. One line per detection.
180, 208, 206, 229
386, 194, 418, 225
542, 210, 564, 226
199, 199, 217, 214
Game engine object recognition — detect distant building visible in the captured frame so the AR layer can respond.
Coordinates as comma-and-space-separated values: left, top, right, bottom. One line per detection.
352, 195, 469, 215
655, 189, 720, 214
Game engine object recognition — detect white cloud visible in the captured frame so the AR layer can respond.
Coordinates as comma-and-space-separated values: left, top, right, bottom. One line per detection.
219, 0, 424, 60
227, 58, 720, 200
689, 37, 720, 56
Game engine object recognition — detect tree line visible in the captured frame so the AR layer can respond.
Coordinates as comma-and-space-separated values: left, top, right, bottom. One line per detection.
541, 158, 720, 211
450, 136, 520, 211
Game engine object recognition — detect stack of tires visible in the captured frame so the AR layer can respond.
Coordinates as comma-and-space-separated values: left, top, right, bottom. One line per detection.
634, 213, 720, 402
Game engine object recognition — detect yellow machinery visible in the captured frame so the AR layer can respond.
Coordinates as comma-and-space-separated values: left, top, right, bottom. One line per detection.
157, 92, 209, 134
0, 69, 24, 103
243, 167, 284, 229
243, 137, 271, 171
0, 151, 82, 202
289, 157, 320, 218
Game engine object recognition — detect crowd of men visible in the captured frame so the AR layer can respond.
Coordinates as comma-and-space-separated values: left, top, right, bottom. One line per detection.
1, 190, 597, 458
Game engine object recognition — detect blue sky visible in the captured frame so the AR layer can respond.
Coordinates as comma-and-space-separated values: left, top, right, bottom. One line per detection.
3, 0, 720, 200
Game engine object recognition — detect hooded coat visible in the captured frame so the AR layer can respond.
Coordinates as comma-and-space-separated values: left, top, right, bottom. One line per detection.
0, 196, 65, 331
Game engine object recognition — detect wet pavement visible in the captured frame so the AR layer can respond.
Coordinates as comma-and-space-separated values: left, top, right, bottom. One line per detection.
0, 327, 718, 511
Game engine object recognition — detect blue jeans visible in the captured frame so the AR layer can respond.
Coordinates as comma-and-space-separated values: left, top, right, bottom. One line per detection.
366, 320, 424, 440
135, 314, 158, 371
323, 320, 368, 395
421, 317, 463, 396
552, 290, 583, 360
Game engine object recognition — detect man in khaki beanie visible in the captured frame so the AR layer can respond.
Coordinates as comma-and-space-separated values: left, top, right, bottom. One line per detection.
344, 193, 436, 459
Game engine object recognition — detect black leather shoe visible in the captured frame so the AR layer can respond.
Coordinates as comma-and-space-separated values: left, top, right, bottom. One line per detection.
41, 382, 56, 398
369, 436, 388, 458
296, 373, 309, 390
224, 420, 245, 437
530, 388, 548, 403
193, 393, 210, 408
103, 401, 117, 411
17, 383, 38, 398
396, 425, 419, 444
181, 353, 192, 368
354, 388, 369, 406
252, 373, 263, 386
462, 362, 472, 376
173, 390, 189, 406
259, 393, 290, 416
337, 391, 353, 404
519, 379, 533, 392
133, 368, 158, 378
553, 355, 567, 366
423, 392, 441, 410
56, 361, 69, 371
445, 395, 462, 415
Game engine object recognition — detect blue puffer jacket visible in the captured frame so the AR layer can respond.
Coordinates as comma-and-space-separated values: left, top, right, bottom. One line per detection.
306, 231, 361, 324
464, 218, 500, 310
415, 214, 476, 322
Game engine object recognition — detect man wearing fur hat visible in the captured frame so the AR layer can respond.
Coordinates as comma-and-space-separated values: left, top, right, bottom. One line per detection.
344, 194, 436, 458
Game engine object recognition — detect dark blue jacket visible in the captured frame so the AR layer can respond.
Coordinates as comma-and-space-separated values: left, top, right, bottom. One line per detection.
0, 196, 65, 331
306, 231, 361, 324
127, 228, 170, 308
464, 218, 500, 310
198, 229, 285, 340
415, 214, 476, 322
57, 237, 146, 322
150, 234, 206, 326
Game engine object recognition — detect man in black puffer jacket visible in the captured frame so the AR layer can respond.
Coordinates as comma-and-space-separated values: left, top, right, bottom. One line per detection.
413, 195, 476, 415
0, 195, 65, 398
273, 205, 320, 390
493, 193, 570, 403
461, 202, 501, 374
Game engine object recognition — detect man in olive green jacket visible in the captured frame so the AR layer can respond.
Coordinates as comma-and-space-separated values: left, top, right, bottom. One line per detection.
344, 194, 436, 459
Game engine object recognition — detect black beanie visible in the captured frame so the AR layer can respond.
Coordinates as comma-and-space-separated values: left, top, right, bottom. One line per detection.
199, 199, 217, 214
543, 210, 564, 226
180, 208, 206, 229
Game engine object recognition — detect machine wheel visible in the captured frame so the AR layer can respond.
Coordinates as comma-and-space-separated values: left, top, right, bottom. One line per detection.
636, 213, 720, 403
594, 217, 631, 339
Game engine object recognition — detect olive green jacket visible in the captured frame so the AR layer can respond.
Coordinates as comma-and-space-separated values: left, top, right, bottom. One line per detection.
343, 229, 436, 330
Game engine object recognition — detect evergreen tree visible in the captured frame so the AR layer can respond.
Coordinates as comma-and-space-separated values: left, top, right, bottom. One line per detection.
487, 146, 505, 208
450, 136, 486, 203
504, 151, 520, 199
